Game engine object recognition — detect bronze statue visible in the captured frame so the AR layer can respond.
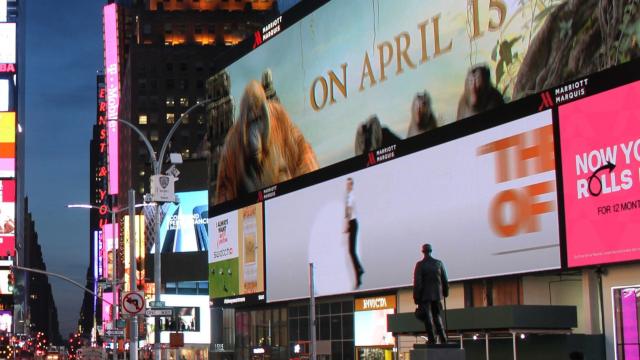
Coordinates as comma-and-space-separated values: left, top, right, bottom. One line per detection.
413, 243, 449, 344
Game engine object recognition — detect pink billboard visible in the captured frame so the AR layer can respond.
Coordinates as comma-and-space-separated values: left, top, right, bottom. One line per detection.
0, 179, 14, 257
103, 3, 119, 194
102, 223, 119, 279
559, 80, 640, 267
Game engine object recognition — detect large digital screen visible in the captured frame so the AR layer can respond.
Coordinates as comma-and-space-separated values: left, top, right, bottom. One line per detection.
0, 0, 7, 22
264, 111, 559, 302
0, 112, 14, 178
154, 191, 208, 253
124, 215, 145, 291
354, 295, 396, 347
208, 203, 265, 305
0, 23, 15, 64
146, 295, 211, 344
0, 179, 14, 256
102, 224, 118, 280
208, 0, 639, 206
0, 310, 11, 332
559, 80, 640, 267
103, 4, 119, 195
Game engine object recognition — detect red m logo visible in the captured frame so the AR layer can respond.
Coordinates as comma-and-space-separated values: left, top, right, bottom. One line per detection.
538, 91, 554, 111
257, 191, 264, 202
367, 152, 376, 167
252, 31, 263, 49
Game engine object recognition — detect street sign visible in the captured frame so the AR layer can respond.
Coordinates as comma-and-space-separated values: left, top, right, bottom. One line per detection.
149, 301, 165, 308
105, 329, 124, 337
145, 308, 174, 317
150, 175, 176, 202
122, 291, 145, 315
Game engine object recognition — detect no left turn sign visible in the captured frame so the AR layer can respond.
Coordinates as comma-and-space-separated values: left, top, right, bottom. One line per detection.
122, 291, 145, 315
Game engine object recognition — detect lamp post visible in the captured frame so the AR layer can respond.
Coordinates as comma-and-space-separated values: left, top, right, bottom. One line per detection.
68, 201, 151, 360
110, 99, 211, 360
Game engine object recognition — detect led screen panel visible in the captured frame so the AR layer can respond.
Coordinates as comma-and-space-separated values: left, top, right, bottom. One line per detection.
0, 0, 6, 22
0, 179, 14, 256
0, 23, 15, 64
0, 112, 14, 178
208, 203, 265, 305
264, 110, 559, 302
103, 4, 119, 194
354, 295, 396, 347
208, 0, 640, 207
145, 295, 210, 344
154, 190, 208, 253
102, 224, 119, 280
0, 310, 11, 332
559, 80, 640, 267
124, 215, 145, 291
0, 80, 8, 112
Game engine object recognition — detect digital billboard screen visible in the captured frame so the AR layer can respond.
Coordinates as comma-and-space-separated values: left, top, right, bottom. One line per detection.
208, 203, 265, 306
208, 0, 639, 207
0, 80, 8, 112
103, 3, 119, 195
354, 295, 396, 347
0, 23, 15, 64
146, 295, 211, 344
264, 110, 559, 302
0, 179, 14, 256
559, 80, 640, 267
0, 112, 14, 178
153, 190, 208, 253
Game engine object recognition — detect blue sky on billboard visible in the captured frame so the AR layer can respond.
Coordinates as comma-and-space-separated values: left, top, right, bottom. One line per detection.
153, 190, 208, 253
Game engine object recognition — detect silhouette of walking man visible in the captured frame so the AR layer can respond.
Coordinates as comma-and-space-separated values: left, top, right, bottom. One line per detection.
413, 243, 448, 344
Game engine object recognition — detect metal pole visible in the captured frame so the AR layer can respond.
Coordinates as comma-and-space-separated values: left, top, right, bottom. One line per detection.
485, 333, 489, 360
154, 199, 161, 360
112, 202, 118, 360
309, 263, 316, 360
128, 189, 138, 360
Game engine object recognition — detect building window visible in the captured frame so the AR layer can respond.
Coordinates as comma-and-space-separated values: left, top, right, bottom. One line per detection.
138, 114, 148, 125
164, 23, 172, 34
143, 24, 151, 35
195, 25, 202, 34
150, 130, 159, 142
166, 79, 175, 89
166, 63, 174, 72
166, 97, 175, 107
166, 113, 175, 124
179, 97, 189, 107
179, 79, 188, 90
182, 114, 190, 124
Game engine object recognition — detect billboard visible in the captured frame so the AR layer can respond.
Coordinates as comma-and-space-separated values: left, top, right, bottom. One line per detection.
146, 295, 211, 344
103, 4, 119, 195
123, 215, 145, 291
0, 23, 15, 64
0, 310, 10, 332
559, 80, 640, 267
102, 292, 114, 332
0, 80, 8, 111
154, 190, 208, 253
208, 0, 639, 206
0, 179, 14, 256
208, 203, 265, 305
0, 112, 14, 178
264, 110, 559, 302
102, 224, 119, 280
354, 295, 396, 347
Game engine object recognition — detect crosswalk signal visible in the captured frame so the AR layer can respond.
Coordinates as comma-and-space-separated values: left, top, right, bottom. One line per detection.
7, 272, 14, 293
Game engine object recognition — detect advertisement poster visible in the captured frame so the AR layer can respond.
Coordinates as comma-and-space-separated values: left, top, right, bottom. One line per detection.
0, 112, 15, 178
208, 203, 265, 305
209, 0, 639, 205
155, 190, 208, 253
0, 179, 14, 256
559, 80, 640, 267
354, 295, 396, 347
145, 295, 211, 344
265, 111, 559, 301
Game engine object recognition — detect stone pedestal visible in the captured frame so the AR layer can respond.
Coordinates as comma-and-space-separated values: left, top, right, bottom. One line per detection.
410, 344, 465, 360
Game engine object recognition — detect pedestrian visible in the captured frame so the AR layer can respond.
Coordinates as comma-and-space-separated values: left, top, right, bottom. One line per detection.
344, 177, 364, 288
413, 243, 448, 344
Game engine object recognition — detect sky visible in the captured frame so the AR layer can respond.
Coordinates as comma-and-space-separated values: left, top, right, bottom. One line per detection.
24, 0, 104, 337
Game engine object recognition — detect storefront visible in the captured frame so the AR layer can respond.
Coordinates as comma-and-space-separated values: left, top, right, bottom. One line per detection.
353, 295, 395, 360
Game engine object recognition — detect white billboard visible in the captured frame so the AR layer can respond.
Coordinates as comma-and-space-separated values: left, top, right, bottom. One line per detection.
0, 23, 15, 64
146, 295, 211, 345
264, 110, 560, 302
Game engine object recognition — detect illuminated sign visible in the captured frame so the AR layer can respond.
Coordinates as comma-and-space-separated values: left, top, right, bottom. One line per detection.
0, 64, 14, 73
0, 0, 6, 22
155, 191, 208, 253
0, 80, 7, 111
0, 112, 14, 178
102, 292, 114, 331
559, 80, 640, 267
355, 295, 396, 346
0, 179, 14, 256
0, 23, 15, 64
145, 295, 211, 344
95, 79, 109, 230
123, 215, 145, 291
103, 4, 119, 194
102, 223, 119, 280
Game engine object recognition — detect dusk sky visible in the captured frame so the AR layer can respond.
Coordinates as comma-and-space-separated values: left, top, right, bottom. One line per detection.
25, 0, 104, 336
22, 0, 302, 338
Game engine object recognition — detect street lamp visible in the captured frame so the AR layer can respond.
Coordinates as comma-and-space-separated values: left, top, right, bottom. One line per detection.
110, 99, 211, 360
68, 202, 152, 360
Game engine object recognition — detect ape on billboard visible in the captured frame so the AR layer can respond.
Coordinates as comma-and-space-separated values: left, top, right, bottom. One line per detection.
208, 0, 640, 206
